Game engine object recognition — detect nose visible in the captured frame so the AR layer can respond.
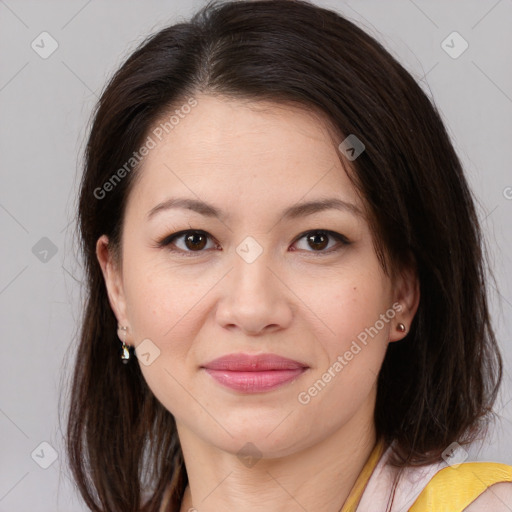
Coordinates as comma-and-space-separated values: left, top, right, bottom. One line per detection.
215, 249, 293, 336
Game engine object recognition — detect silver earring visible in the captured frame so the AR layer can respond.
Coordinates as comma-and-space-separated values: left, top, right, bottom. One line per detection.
117, 325, 130, 364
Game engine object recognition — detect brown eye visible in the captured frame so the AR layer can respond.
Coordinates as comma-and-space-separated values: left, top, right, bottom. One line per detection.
183, 232, 207, 251
306, 232, 329, 251
293, 230, 350, 254
158, 230, 216, 254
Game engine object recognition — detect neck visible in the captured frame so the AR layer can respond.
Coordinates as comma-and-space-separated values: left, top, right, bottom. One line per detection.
177, 397, 378, 512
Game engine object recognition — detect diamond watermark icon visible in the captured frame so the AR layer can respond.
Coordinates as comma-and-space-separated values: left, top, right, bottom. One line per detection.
236, 236, 263, 264
135, 338, 161, 366
441, 31, 468, 59
441, 441, 468, 468
237, 442, 262, 468
31, 32, 59, 59
31, 441, 58, 469
338, 134, 365, 161
32, 237, 58, 263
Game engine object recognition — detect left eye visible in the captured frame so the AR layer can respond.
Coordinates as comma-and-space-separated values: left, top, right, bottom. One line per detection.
157, 229, 349, 255
292, 230, 349, 253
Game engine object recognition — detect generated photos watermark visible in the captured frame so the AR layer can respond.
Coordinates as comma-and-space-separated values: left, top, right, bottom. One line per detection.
93, 97, 198, 200
297, 302, 403, 405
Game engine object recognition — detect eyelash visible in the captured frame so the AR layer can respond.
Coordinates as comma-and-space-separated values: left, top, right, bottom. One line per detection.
155, 229, 350, 257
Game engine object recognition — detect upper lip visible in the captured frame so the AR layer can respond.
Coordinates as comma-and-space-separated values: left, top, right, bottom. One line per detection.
202, 353, 309, 371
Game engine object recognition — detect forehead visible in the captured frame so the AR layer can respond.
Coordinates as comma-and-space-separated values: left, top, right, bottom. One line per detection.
125, 94, 363, 219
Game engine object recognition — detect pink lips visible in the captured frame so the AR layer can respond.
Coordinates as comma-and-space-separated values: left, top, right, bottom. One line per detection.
202, 353, 309, 393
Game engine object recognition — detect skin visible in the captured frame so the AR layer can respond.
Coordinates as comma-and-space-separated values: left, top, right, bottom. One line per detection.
97, 94, 420, 512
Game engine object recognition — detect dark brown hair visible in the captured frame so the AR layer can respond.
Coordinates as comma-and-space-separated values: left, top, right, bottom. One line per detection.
66, 1, 503, 511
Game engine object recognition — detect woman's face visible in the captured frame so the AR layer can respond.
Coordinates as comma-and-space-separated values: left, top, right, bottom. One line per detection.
97, 94, 417, 458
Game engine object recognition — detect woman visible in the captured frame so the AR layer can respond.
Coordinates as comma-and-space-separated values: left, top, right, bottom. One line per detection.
66, 1, 512, 510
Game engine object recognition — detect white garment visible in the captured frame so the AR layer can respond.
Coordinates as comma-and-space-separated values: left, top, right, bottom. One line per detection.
356, 442, 448, 512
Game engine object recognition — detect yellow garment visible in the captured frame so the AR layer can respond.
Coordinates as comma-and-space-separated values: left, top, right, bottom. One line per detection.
409, 461, 512, 512
340, 439, 512, 512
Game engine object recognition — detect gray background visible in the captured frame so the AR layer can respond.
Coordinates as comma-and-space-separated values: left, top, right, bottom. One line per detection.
0, 1, 511, 510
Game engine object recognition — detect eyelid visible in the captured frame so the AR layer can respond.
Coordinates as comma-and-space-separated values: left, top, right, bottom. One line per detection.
156, 229, 218, 254
290, 230, 350, 256
156, 229, 350, 255
292, 229, 350, 247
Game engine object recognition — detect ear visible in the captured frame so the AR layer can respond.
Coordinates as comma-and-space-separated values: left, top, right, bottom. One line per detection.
389, 262, 420, 342
96, 234, 129, 330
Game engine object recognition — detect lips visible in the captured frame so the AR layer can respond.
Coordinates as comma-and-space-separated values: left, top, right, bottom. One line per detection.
203, 353, 308, 371
202, 353, 309, 393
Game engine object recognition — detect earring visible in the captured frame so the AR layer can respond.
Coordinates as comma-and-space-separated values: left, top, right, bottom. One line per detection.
397, 323, 406, 333
117, 325, 130, 364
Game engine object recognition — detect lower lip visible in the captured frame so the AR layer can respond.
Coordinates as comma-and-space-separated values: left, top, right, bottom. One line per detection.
203, 368, 307, 392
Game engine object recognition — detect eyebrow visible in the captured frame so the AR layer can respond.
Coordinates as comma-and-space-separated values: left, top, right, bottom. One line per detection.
146, 196, 363, 222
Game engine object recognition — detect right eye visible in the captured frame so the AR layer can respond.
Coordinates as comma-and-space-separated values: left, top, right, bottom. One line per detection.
157, 229, 219, 255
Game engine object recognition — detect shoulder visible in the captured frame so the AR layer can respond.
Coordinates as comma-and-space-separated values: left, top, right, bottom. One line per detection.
407, 461, 512, 512
462, 481, 512, 511
408, 461, 512, 512
357, 442, 512, 512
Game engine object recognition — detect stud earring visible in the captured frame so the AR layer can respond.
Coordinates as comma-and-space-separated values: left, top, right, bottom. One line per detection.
117, 325, 130, 364
397, 323, 406, 333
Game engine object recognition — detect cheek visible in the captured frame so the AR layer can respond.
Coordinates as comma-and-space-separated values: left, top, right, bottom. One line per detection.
120, 253, 222, 388
123, 259, 207, 419
122, 247, 210, 339
315, 266, 393, 350
306, 269, 393, 390
296, 279, 392, 432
